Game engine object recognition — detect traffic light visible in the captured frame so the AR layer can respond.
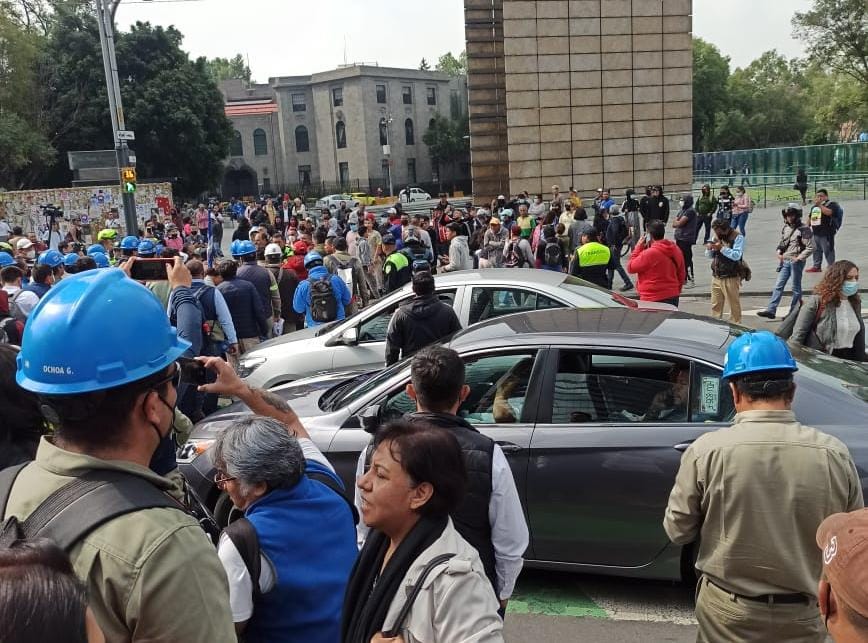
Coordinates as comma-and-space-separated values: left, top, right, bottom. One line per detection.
121, 167, 137, 194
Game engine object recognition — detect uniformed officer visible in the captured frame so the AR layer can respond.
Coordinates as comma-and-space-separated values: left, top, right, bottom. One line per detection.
568, 227, 613, 288
664, 331, 863, 643
380, 233, 410, 294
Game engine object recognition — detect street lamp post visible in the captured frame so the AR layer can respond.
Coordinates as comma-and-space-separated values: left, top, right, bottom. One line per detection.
95, 0, 138, 236
381, 114, 394, 197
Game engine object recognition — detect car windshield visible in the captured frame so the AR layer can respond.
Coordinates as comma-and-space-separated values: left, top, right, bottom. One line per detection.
557, 275, 636, 308
323, 358, 411, 411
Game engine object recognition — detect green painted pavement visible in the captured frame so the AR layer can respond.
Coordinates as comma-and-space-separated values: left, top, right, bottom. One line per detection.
508, 572, 608, 618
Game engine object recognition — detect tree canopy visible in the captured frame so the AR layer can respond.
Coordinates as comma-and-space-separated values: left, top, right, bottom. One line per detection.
205, 54, 252, 84
423, 112, 469, 189
435, 51, 467, 77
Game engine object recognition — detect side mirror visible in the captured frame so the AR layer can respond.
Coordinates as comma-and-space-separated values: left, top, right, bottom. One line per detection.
358, 404, 382, 435
341, 326, 359, 345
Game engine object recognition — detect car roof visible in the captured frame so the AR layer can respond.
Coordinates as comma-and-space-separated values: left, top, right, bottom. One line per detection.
432, 268, 568, 287
449, 307, 737, 357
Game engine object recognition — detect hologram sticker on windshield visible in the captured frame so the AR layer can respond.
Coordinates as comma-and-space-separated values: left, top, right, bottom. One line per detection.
700, 377, 719, 414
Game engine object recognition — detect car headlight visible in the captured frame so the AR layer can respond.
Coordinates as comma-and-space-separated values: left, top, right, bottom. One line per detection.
177, 438, 215, 464
237, 356, 267, 379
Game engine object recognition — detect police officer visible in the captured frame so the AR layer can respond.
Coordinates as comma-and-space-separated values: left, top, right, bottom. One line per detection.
380, 233, 410, 294
568, 227, 613, 288
3, 264, 235, 642
664, 331, 863, 643
96, 228, 117, 255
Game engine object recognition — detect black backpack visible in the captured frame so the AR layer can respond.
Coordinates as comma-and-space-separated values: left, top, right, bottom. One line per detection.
503, 241, 522, 268
309, 275, 338, 323
543, 241, 563, 268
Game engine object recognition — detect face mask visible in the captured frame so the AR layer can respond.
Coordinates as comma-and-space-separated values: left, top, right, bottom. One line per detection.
350, 224, 358, 232
25, 249, 35, 259
679, 200, 684, 208
842, 281, 859, 297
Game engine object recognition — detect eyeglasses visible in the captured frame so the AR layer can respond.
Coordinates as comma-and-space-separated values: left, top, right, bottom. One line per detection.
214, 471, 236, 486
152, 363, 181, 391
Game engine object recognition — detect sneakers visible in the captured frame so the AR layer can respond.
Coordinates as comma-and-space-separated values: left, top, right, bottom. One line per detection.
756, 310, 775, 319
619, 284, 634, 292
805, 267, 821, 273
684, 278, 695, 289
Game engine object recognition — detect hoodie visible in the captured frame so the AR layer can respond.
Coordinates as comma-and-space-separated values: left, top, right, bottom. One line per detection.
627, 238, 685, 302
673, 194, 697, 243
443, 235, 472, 272
385, 294, 463, 365
292, 265, 352, 328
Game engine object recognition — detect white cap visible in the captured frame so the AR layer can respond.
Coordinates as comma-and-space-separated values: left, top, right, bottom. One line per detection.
16, 238, 33, 249
386, 207, 397, 215
265, 243, 282, 256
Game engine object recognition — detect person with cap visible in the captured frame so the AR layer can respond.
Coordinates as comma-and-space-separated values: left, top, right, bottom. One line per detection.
137, 239, 157, 258
817, 509, 868, 642
96, 228, 117, 255
292, 251, 351, 327
664, 331, 863, 643
282, 240, 311, 281
232, 239, 281, 335
117, 235, 139, 262
2, 264, 236, 643
8, 257, 58, 321
380, 234, 411, 294
62, 252, 80, 275
482, 217, 509, 267
400, 232, 435, 275
324, 237, 369, 315
758, 205, 815, 320
439, 222, 472, 273
15, 237, 35, 264
570, 227, 616, 289
264, 242, 301, 332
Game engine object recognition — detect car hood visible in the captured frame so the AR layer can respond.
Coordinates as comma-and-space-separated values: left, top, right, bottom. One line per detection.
250, 323, 335, 351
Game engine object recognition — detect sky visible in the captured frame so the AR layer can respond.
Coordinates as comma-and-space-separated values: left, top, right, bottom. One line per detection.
116, 0, 814, 82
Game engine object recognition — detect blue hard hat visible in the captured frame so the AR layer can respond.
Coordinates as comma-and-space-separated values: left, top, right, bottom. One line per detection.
63, 253, 80, 268
0, 253, 15, 268
119, 235, 139, 250
303, 251, 323, 268
87, 244, 106, 256
92, 252, 110, 268
137, 240, 156, 257
37, 249, 64, 268
16, 269, 191, 395
722, 331, 798, 380
155, 243, 165, 255
230, 239, 256, 257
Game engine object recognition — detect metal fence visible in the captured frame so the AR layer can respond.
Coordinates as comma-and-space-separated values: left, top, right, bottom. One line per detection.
689, 175, 868, 208
694, 142, 868, 178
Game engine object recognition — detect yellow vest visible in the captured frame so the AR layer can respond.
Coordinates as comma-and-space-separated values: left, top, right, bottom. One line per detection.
576, 241, 611, 267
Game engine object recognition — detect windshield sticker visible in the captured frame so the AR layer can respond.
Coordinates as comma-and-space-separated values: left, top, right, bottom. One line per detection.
700, 376, 720, 414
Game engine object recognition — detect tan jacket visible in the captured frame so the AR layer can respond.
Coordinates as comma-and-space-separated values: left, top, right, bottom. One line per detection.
664, 410, 863, 597
382, 518, 504, 643
4, 438, 236, 643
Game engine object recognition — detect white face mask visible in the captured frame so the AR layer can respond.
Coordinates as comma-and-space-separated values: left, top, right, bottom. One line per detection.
25, 249, 35, 260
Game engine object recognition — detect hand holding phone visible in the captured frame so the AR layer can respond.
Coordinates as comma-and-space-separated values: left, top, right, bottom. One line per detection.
129, 258, 174, 281
178, 357, 208, 385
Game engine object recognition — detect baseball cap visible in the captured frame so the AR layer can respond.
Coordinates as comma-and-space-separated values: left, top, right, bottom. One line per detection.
292, 240, 308, 254
817, 509, 868, 617
490, 217, 501, 225
16, 238, 33, 250
386, 207, 397, 216
381, 233, 396, 245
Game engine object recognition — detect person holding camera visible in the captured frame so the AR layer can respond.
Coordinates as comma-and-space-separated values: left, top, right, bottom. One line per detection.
757, 205, 814, 320
706, 219, 746, 324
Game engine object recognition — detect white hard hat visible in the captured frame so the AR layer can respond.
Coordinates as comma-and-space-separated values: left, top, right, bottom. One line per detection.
265, 243, 282, 257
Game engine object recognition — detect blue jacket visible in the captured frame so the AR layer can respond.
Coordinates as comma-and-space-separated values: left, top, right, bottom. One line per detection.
23, 281, 50, 299
292, 265, 351, 328
218, 278, 269, 339
243, 462, 358, 643
237, 260, 274, 317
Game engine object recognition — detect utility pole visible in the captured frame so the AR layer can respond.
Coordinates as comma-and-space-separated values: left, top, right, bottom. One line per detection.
95, 0, 138, 236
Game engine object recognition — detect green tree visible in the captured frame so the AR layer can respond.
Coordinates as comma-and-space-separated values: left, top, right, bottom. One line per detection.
801, 66, 868, 143
692, 38, 731, 151
435, 51, 467, 77
794, 0, 868, 85
419, 57, 430, 71
423, 113, 469, 191
205, 53, 252, 84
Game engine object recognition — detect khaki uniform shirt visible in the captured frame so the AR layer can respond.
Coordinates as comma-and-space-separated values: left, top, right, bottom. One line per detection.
664, 410, 863, 597
4, 438, 236, 643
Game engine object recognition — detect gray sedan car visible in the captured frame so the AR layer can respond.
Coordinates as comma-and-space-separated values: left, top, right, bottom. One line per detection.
237, 269, 639, 389
180, 307, 868, 581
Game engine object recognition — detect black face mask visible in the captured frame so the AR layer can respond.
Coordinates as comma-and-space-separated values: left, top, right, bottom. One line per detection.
143, 384, 177, 451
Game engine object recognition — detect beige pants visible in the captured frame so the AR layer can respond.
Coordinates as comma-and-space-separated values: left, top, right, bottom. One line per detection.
695, 577, 824, 643
710, 276, 742, 324
228, 337, 261, 372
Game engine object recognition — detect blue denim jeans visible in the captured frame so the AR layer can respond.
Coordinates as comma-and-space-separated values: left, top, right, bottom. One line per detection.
731, 213, 749, 236
766, 259, 804, 315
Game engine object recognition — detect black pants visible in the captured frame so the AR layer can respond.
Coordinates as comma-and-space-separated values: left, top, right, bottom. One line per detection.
676, 239, 693, 280
694, 215, 712, 244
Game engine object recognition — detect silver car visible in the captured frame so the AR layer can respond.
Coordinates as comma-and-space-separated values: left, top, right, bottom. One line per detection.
237, 269, 637, 389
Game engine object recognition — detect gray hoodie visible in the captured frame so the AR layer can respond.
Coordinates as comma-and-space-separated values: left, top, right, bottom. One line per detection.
443, 235, 472, 272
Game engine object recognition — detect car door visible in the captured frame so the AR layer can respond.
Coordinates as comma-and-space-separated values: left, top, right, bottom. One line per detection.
330, 288, 461, 371
525, 347, 734, 567
466, 285, 566, 326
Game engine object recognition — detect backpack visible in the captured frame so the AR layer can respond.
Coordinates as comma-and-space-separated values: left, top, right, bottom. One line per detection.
543, 241, 563, 268
335, 260, 355, 296
193, 286, 226, 344
9, 290, 26, 323
222, 469, 359, 603
831, 202, 844, 231
0, 463, 181, 552
503, 241, 522, 268
309, 275, 338, 323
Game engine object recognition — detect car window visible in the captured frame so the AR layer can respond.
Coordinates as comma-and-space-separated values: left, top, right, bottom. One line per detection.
382, 350, 538, 425
358, 290, 457, 343
691, 362, 735, 423
468, 287, 565, 325
549, 351, 692, 423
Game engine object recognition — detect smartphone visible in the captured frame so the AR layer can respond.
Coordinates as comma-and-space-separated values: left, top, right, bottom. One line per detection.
130, 258, 173, 281
178, 357, 208, 385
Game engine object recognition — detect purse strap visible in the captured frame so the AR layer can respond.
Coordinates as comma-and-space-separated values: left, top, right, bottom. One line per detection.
381, 553, 455, 638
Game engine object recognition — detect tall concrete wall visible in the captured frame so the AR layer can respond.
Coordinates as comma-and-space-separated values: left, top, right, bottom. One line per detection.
466, 0, 693, 202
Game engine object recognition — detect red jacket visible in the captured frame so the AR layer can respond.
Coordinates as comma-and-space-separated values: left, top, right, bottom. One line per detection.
627, 239, 685, 302
281, 255, 307, 281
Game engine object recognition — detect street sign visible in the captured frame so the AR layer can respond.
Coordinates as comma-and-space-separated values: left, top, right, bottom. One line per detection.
117, 130, 135, 141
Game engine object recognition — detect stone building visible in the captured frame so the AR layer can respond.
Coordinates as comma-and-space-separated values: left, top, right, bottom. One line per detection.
465, 0, 693, 202
220, 65, 468, 197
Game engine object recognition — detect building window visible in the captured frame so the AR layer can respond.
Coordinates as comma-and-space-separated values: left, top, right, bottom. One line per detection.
402, 86, 412, 104
450, 90, 462, 119
291, 93, 306, 112
407, 158, 417, 184
429, 118, 436, 131
376, 84, 386, 103
427, 87, 436, 105
404, 118, 414, 145
332, 87, 343, 107
379, 119, 388, 146
295, 126, 309, 153
230, 130, 243, 156
262, 177, 271, 192
339, 162, 349, 186
253, 128, 268, 156
335, 120, 347, 149
298, 165, 311, 187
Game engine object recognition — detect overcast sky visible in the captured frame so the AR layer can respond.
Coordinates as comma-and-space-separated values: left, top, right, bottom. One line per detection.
116, 0, 814, 82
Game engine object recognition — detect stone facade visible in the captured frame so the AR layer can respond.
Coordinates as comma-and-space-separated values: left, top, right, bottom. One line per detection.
466, 0, 693, 202
221, 66, 468, 196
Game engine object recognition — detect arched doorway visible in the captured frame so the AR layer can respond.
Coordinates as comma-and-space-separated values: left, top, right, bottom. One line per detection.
222, 166, 258, 199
